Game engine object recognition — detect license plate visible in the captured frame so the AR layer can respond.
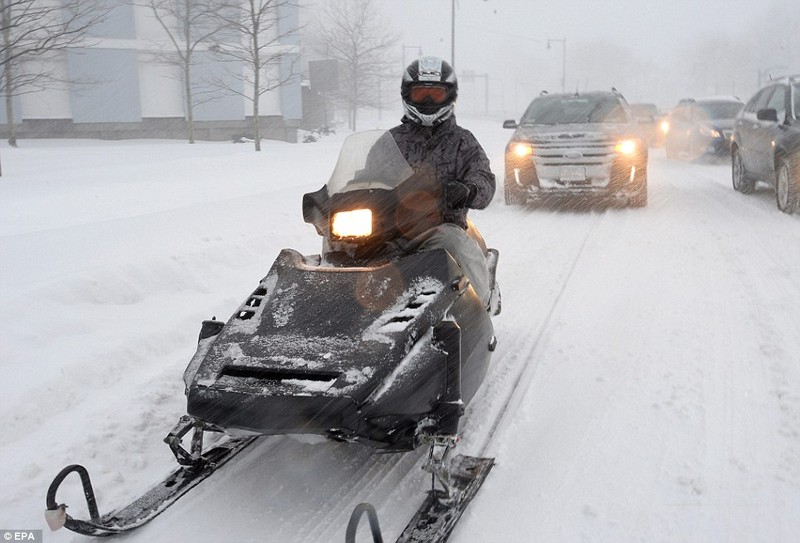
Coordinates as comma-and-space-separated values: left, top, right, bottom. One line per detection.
560, 166, 586, 182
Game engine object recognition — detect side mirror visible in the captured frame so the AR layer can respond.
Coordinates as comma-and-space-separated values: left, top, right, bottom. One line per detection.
502, 120, 518, 129
756, 108, 779, 123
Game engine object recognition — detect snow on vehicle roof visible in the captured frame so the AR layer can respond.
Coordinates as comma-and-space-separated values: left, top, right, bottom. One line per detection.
683, 95, 742, 103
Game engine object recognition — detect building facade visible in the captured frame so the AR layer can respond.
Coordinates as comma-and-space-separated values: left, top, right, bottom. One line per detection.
1, 1, 302, 143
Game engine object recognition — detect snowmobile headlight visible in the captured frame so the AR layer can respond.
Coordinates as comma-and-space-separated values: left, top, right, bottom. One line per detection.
332, 208, 373, 238
660, 119, 670, 134
511, 142, 533, 157
615, 139, 638, 156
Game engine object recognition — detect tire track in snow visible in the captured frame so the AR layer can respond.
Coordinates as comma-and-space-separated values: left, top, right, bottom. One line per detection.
472, 211, 602, 457
647, 156, 800, 536
688, 175, 800, 488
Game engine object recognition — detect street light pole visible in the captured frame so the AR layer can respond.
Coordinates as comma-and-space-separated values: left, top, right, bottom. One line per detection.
451, 1, 490, 68
547, 38, 567, 92
451, 0, 456, 68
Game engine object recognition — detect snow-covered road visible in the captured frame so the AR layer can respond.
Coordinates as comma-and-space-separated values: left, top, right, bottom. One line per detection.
1, 119, 799, 542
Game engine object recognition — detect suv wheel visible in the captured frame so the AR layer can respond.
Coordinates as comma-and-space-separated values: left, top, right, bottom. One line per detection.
504, 167, 531, 205
504, 176, 525, 205
732, 148, 756, 194
776, 155, 800, 214
629, 165, 648, 207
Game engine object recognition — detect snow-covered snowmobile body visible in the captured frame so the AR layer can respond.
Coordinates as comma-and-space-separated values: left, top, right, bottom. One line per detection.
184, 130, 499, 451
45, 130, 499, 539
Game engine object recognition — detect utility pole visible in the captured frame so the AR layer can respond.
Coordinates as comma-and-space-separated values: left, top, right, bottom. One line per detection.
451, 0, 455, 68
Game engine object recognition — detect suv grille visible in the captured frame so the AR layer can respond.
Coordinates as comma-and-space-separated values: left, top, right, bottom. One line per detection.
530, 133, 617, 187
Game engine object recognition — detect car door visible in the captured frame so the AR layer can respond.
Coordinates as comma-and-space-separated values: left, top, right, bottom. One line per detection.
738, 88, 774, 175
733, 96, 753, 165
756, 84, 788, 181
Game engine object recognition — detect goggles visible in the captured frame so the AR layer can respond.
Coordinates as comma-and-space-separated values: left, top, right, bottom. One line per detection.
409, 85, 448, 104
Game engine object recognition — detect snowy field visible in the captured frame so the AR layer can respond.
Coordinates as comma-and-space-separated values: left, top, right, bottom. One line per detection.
2, 116, 800, 542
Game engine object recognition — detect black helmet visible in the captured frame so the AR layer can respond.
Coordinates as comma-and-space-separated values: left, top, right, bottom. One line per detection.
401, 57, 458, 126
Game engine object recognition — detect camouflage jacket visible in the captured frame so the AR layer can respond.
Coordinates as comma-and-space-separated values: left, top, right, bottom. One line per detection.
390, 115, 495, 229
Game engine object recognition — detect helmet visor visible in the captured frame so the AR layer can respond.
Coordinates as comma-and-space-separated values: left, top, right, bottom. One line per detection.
409, 85, 448, 105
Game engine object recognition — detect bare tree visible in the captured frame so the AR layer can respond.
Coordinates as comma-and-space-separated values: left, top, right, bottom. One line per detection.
311, 0, 398, 131
0, 0, 107, 148
137, 0, 229, 143
211, 0, 300, 151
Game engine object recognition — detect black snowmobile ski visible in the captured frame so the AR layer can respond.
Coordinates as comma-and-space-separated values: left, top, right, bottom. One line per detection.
45, 418, 257, 536
346, 454, 494, 543
397, 455, 494, 543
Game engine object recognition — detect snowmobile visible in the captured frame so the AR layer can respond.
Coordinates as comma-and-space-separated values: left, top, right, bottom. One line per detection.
45, 130, 501, 542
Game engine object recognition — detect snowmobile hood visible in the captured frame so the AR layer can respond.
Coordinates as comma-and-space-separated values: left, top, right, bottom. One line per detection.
186, 248, 467, 409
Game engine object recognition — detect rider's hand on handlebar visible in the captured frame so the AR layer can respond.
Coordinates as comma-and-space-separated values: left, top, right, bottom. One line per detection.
445, 181, 476, 209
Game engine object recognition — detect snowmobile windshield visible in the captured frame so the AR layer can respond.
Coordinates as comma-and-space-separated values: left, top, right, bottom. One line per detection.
326, 130, 415, 196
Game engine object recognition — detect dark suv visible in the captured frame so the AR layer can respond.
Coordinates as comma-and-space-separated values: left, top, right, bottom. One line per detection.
664, 97, 743, 160
502, 90, 648, 207
731, 75, 800, 214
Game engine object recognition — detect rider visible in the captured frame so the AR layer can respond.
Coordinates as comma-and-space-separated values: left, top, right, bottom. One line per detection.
390, 56, 496, 305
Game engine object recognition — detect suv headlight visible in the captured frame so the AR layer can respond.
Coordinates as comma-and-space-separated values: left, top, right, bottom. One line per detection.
510, 142, 533, 157
332, 209, 372, 238
615, 139, 638, 156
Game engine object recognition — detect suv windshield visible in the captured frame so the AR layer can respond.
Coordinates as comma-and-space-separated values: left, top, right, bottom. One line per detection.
696, 101, 743, 120
521, 94, 629, 125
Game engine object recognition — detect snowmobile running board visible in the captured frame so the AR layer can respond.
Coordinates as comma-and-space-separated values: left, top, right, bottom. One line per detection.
44, 433, 258, 536
346, 455, 494, 543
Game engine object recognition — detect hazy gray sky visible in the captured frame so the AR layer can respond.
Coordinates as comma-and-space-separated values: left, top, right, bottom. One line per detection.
375, 0, 797, 115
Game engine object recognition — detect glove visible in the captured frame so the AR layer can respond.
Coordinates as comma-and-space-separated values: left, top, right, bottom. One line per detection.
445, 181, 476, 209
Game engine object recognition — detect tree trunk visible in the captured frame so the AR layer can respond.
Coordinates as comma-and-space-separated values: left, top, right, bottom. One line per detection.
184, 62, 195, 144
351, 60, 358, 131
253, 79, 261, 152
251, 3, 261, 152
3, 82, 14, 147
183, 1, 195, 144
2, 7, 17, 148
